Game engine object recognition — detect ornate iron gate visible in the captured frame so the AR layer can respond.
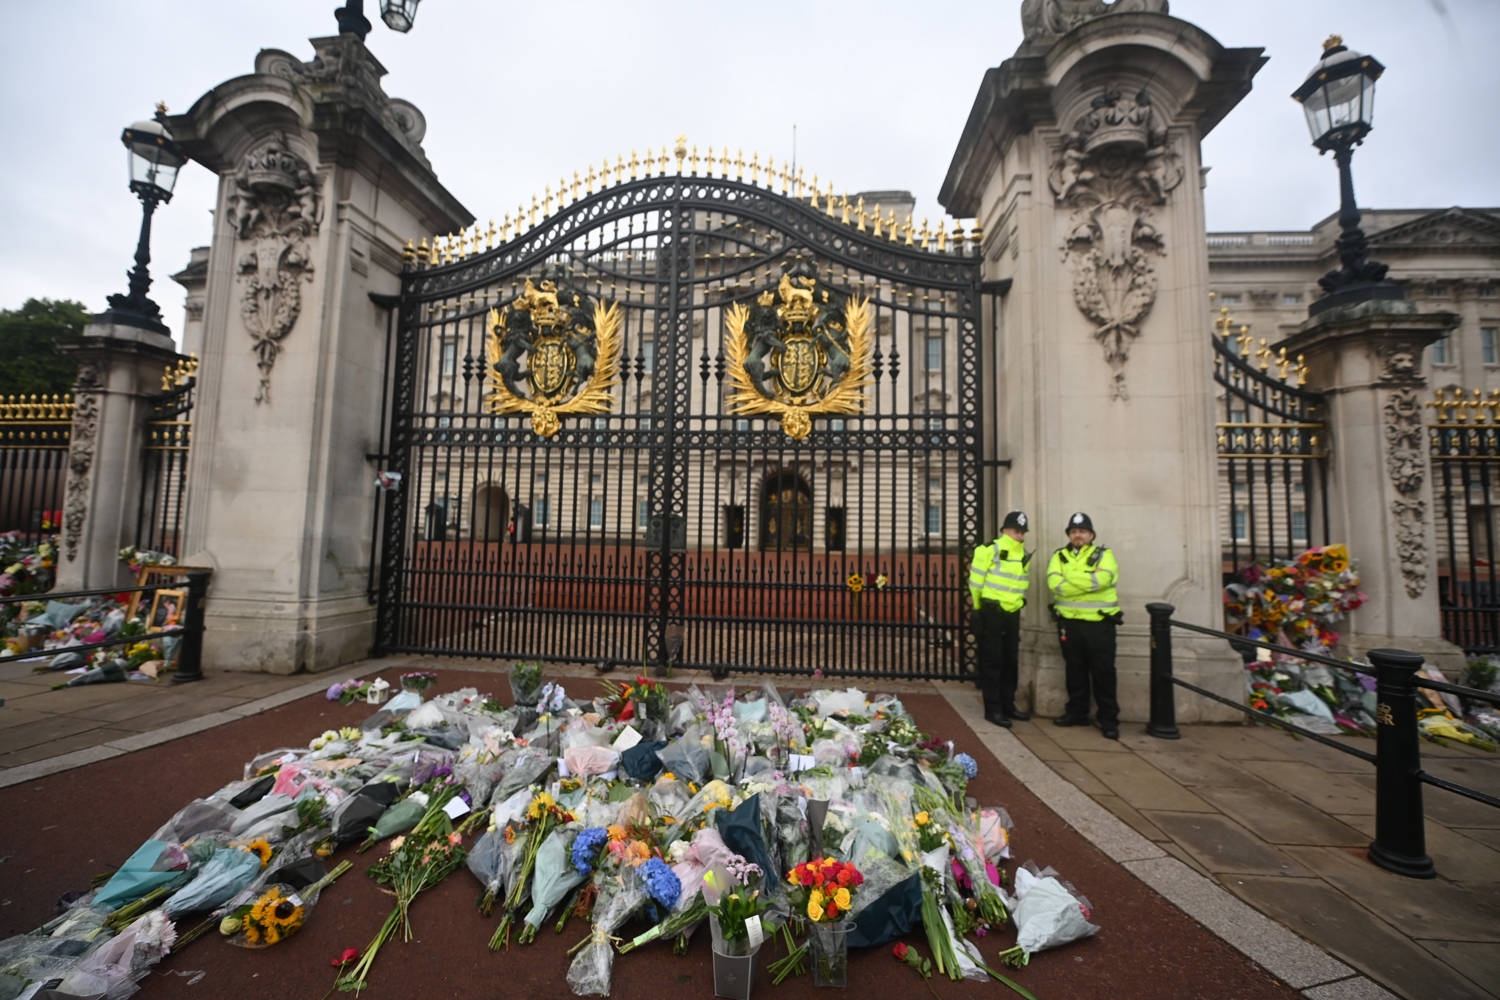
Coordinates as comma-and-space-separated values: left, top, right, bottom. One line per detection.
374, 156, 983, 678
136, 356, 198, 557
1213, 306, 1328, 580
1428, 387, 1500, 655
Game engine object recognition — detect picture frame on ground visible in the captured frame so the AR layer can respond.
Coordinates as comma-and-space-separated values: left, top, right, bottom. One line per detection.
148, 589, 187, 632
127, 566, 210, 619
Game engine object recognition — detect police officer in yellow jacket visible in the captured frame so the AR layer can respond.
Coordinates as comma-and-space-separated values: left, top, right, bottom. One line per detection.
1047, 511, 1121, 739
969, 510, 1032, 727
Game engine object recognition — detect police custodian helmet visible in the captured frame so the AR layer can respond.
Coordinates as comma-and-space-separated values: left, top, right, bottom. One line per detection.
1066, 511, 1094, 535
1001, 510, 1029, 533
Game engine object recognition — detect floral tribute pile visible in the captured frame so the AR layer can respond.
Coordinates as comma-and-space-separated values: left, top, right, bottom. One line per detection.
1222, 544, 1377, 734
1, 543, 180, 681
0, 666, 1105, 998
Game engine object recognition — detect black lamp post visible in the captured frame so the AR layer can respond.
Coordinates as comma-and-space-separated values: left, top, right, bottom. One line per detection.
334, 0, 423, 40
102, 116, 186, 333
1292, 34, 1404, 316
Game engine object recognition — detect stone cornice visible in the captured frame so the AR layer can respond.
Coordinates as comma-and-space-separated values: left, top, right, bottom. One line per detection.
940, 12, 1263, 218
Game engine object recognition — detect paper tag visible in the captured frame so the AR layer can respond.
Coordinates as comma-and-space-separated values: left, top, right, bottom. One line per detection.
287, 892, 304, 907
557, 758, 571, 777
796, 796, 808, 818
443, 797, 471, 819
744, 914, 764, 950
847, 766, 863, 782
787, 753, 816, 772
612, 725, 642, 751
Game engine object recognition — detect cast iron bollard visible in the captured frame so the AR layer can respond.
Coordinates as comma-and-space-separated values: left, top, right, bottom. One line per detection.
1366, 648, 1435, 878
170, 569, 211, 684
1146, 602, 1181, 739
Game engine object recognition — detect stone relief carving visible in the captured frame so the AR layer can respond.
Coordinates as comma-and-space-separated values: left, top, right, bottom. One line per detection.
1382, 377, 1429, 599
228, 134, 320, 404
1051, 86, 1183, 400
62, 362, 103, 561
1021, 0, 1169, 44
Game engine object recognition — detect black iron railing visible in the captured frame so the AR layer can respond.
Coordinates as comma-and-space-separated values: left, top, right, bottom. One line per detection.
1, 570, 211, 683
1145, 602, 1500, 880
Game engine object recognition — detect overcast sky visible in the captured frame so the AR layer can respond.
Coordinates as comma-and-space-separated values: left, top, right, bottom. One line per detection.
1, 0, 1495, 344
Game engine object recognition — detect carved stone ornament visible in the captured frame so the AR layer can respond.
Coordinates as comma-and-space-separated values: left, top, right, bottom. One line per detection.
228, 134, 320, 404
1383, 385, 1428, 598
62, 362, 103, 560
1051, 86, 1183, 400
1021, 0, 1169, 45
723, 263, 873, 440
484, 273, 621, 438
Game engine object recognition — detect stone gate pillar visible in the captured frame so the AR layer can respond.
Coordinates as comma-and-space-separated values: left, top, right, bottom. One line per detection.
940, 5, 1265, 720
1278, 301, 1465, 669
54, 321, 182, 591
162, 35, 470, 673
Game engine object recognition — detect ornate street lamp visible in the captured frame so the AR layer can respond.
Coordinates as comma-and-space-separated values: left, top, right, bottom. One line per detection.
334, 0, 423, 40
102, 115, 186, 333
1292, 35, 1403, 315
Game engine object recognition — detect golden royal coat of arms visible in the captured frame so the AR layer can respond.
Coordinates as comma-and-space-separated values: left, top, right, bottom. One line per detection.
723, 264, 872, 439
484, 275, 621, 437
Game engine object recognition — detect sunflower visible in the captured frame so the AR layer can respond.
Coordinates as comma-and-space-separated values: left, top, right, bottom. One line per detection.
244, 838, 273, 868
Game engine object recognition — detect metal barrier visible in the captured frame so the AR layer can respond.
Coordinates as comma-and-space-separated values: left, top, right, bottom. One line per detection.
1145, 602, 1500, 879
1, 570, 211, 683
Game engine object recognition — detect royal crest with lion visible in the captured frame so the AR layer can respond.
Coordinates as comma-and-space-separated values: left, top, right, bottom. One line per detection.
724, 263, 873, 439
484, 273, 621, 437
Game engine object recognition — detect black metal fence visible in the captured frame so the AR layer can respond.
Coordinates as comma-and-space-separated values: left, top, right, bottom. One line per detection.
375, 162, 984, 679
1212, 309, 1327, 581
0, 393, 71, 541
0, 570, 211, 683
1145, 602, 1500, 879
1428, 388, 1500, 655
136, 358, 198, 557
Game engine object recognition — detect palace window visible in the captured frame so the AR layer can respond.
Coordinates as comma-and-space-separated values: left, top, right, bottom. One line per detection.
925, 476, 943, 535
1431, 335, 1453, 367
1291, 483, 1308, 546
1232, 483, 1249, 542
1483, 327, 1497, 366
440, 340, 457, 377
589, 496, 604, 529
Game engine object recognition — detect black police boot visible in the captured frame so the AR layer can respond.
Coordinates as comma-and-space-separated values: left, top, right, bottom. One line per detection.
984, 711, 1012, 729
1003, 705, 1031, 722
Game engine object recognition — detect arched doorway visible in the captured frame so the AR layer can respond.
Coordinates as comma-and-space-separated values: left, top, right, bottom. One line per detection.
760, 471, 813, 551
472, 483, 509, 541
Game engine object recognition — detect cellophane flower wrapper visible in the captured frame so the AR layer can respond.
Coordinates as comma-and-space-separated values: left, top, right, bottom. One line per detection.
918, 845, 986, 981
656, 732, 712, 786
523, 826, 586, 930
52, 908, 175, 1000
1009, 863, 1099, 957
329, 781, 401, 842
646, 776, 692, 822
224, 850, 345, 950
494, 747, 556, 801
668, 827, 736, 913
979, 808, 1013, 863
564, 744, 620, 779
362, 792, 429, 845
467, 826, 509, 905
566, 869, 649, 997
149, 797, 240, 843
163, 846, 262, 917
660, 778, 733, 845
93, 840, 190, 910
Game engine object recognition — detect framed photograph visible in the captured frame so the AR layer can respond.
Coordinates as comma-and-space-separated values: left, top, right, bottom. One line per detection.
127, 566, 211, 619
148, 589, 187, 632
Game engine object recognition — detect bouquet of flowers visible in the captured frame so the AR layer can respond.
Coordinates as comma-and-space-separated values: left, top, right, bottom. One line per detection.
565, 831, 673, 995
1224, 544, 1366, 654
490, 789, 575, 949
998, 863, 1099, 967
1, 531, 57, 600
221, 859, 353, 947
400, 670, 438, 693
337, 786, 473, 993
701, 855, 769, 956
511, 660, 543, 707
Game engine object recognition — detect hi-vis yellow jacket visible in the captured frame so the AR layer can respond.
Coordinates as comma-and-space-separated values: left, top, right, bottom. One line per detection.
1046, 544, 1120, 621
968, 536, 1029, 612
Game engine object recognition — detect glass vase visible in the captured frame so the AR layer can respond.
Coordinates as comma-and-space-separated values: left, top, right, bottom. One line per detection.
710, 913, 761, 999
807, 919, 851, 988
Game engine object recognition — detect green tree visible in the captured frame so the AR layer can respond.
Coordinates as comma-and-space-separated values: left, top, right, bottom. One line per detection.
0, 298, 88, 396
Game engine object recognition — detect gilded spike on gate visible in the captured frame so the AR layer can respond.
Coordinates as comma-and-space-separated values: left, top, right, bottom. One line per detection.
951, 222, 964, 248
857, 196, 867, 232
840, 196, 851, 226
402, 239, 415, 264
629, 150, 640, 180
936, 220, 948, 251
529, 195, 539, 228
417, 236, 429, 265
970, 222, 984, 250
571, 172, 582, 201
794, 167, 805, 197
734, 149, 745, 181
615, 154, 626, 184
586, 164, 597, 194
825, 182, 836, 218
871, 204, 882, 237
919, 218, 930, 249
690, 145, 701, 175
486, 219, 497, 249
749, 151, 760, 185
887, 209, 899, 241
675, 135, 688, 173
902, 217, 914, 245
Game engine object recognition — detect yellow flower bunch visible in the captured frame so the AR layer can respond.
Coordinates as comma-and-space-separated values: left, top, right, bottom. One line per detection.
526, 790, 558, 821
243, 839, 273, 868
243, 885, 305, 946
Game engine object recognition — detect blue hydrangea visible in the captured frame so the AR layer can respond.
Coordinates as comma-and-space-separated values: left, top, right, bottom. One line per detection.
571, 827, 609, 876
955, 752, 978, 780
638, 856, 682, 910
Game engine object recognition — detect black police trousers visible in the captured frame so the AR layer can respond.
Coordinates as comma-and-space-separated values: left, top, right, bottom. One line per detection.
976, 603, 1021, 717
1058, 616, 1118, 726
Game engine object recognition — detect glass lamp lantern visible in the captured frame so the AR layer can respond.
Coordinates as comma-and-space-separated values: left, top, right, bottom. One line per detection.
1292, 35, 1384, 153
380, 0, 421, 32
122, 119, 186, 203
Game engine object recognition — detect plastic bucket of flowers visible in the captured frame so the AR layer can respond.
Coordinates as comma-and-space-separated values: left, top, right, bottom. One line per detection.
709, 913, 760, 1000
